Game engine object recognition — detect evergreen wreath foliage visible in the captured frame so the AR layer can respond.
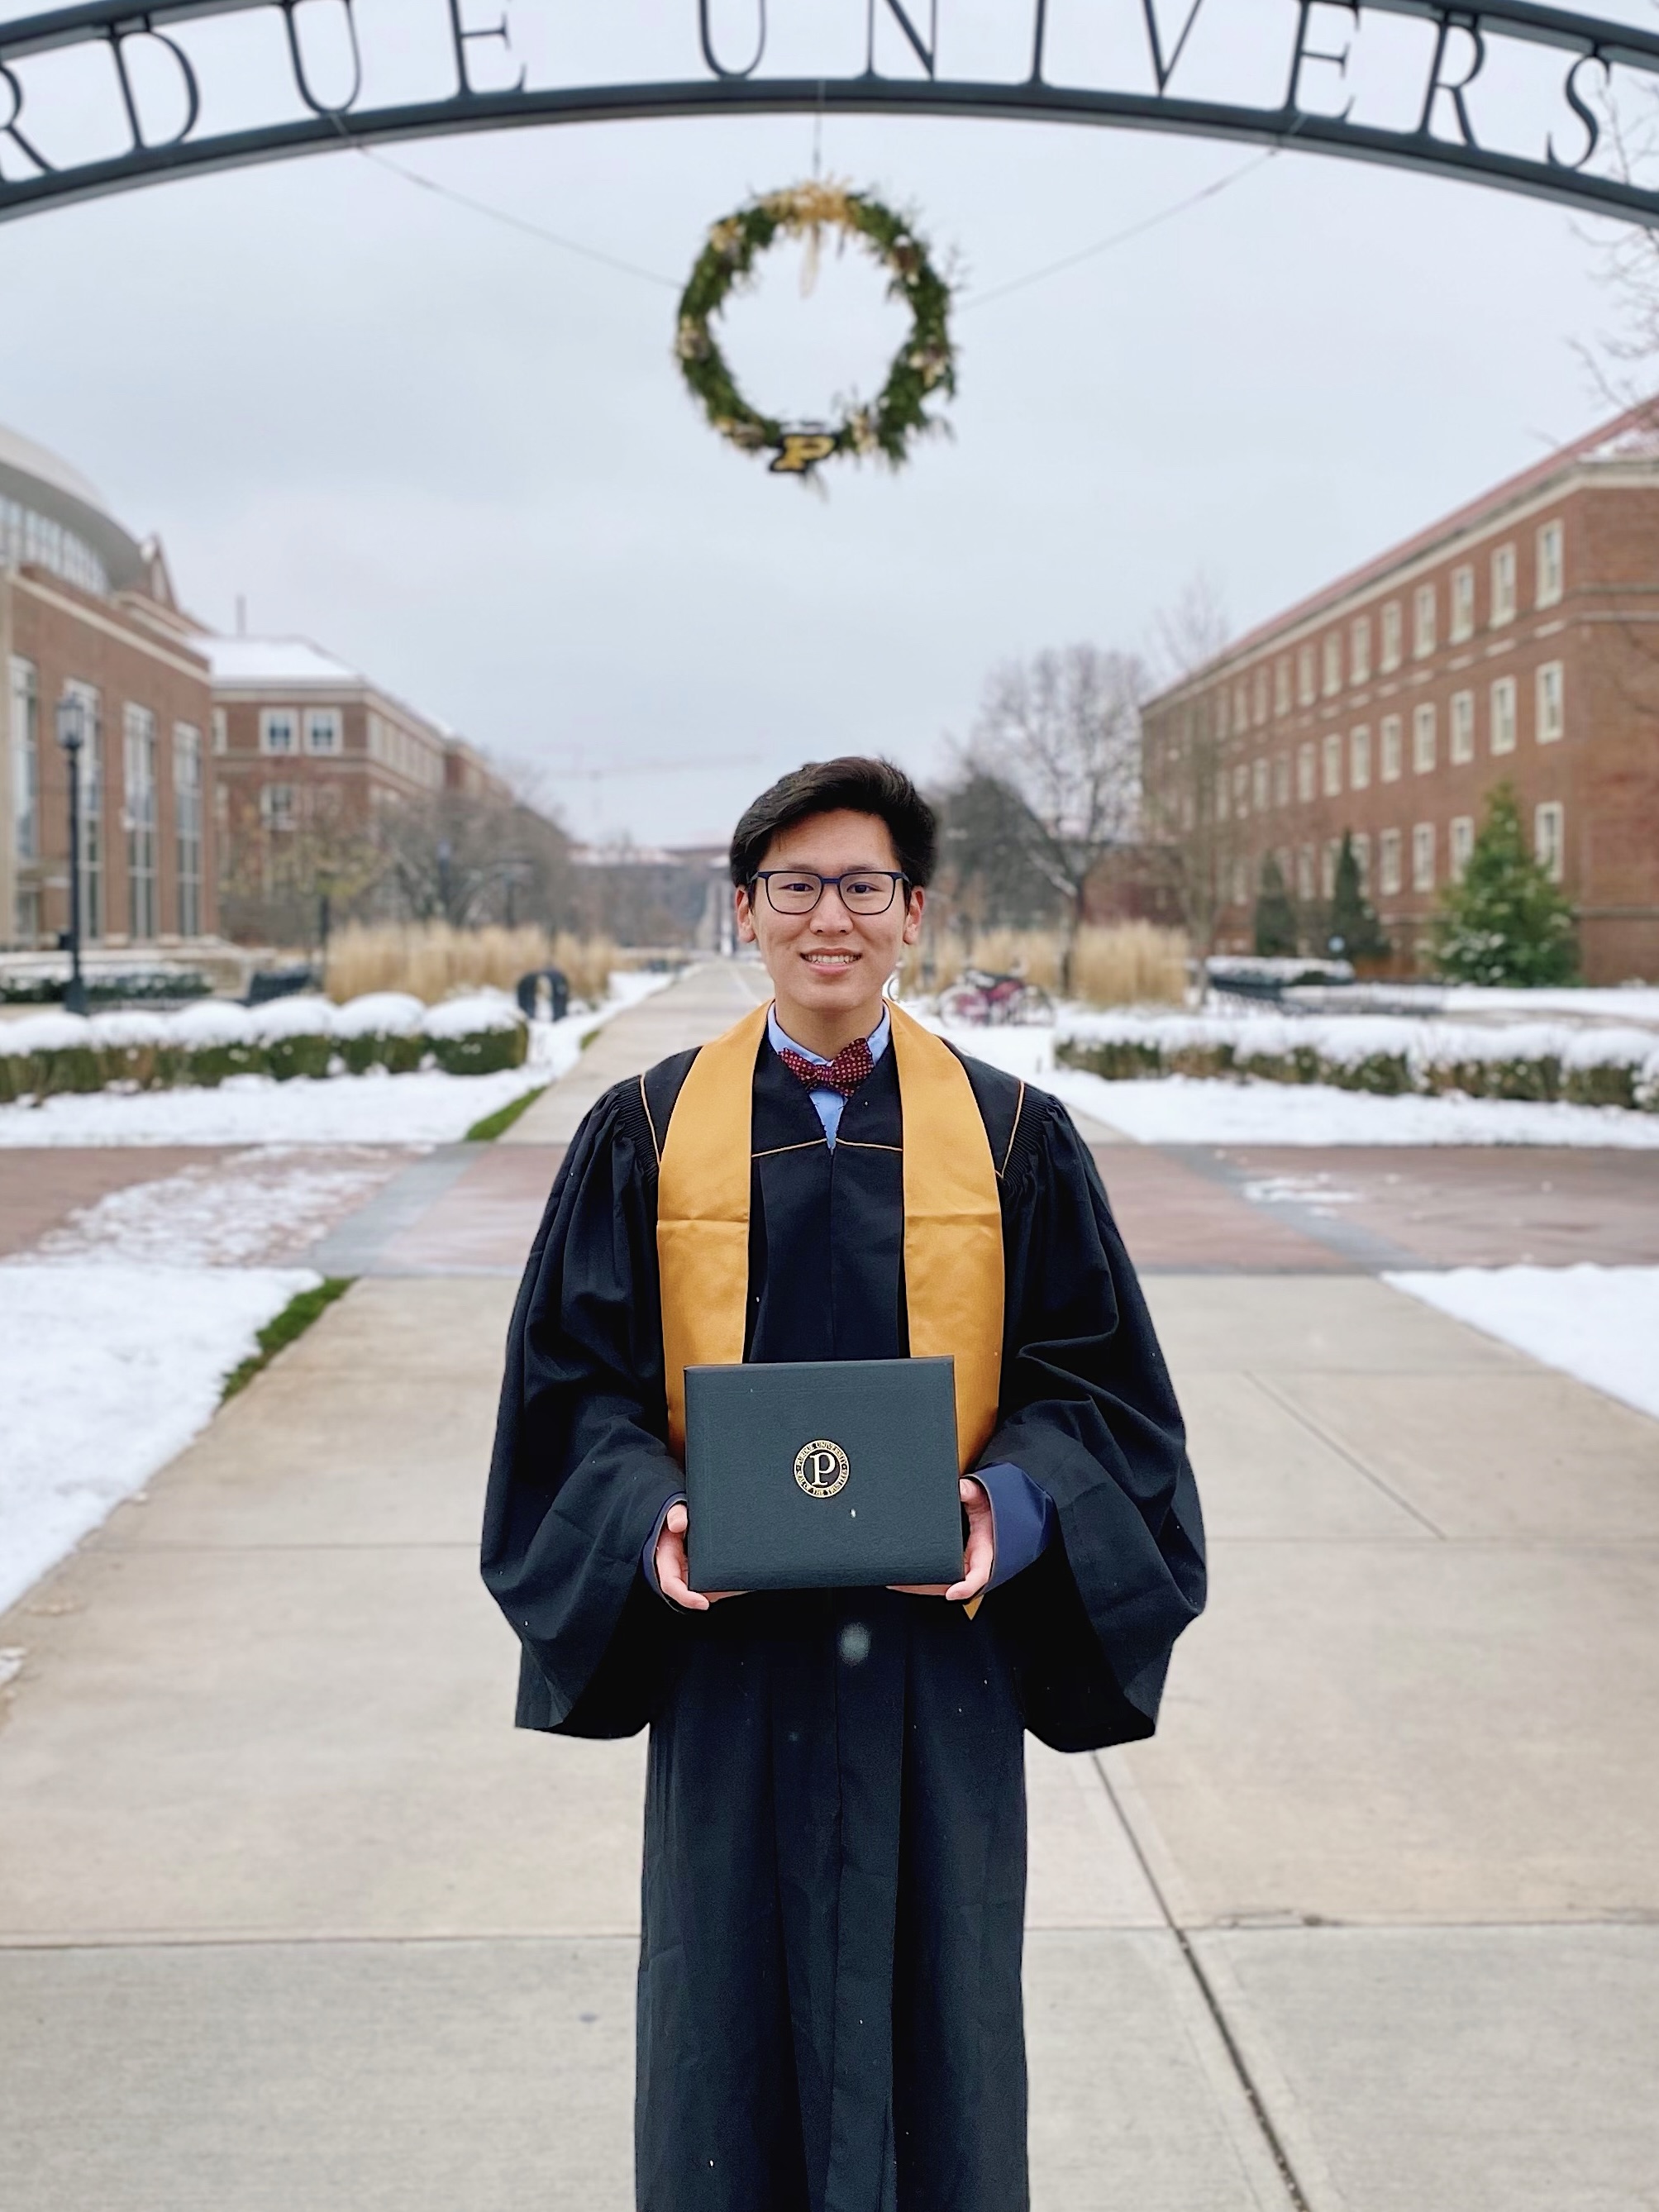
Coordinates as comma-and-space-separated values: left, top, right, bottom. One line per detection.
1430, 781, 1578, 986
675, 181, 956, 474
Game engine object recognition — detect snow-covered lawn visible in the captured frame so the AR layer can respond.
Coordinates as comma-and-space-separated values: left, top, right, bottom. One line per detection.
1385, 1265, 1659, 1424
0, 971, 669, 1148
928, 1022, 1659, 1148
0, 1263, 318, 1618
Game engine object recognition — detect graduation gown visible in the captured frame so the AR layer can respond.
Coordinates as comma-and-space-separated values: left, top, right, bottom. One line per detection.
482, 1036, 1205, 2212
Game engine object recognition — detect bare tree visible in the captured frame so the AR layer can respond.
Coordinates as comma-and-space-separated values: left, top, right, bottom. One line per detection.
1142, 574, 1242, 955
968, 644, 1147, 994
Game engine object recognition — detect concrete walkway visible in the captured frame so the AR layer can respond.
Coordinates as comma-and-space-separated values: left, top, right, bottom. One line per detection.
2, 965, 1655, 2210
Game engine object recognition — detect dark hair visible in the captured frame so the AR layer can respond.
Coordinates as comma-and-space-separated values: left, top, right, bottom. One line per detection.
729, 756, 937, 889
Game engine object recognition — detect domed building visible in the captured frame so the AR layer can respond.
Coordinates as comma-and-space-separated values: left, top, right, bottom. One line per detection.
2, 423, 215, 952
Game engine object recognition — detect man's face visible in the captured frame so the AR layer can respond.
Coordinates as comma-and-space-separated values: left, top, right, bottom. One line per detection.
735, 808, 924, 1027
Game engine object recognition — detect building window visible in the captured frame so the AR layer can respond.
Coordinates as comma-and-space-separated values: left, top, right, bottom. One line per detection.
1535, 800, 1565, 881
1298, 644, 1317, 707
1380, 600, 1402, 672
1252, 756, 1270, 812
1352, 831, 1371, 886
1537, 519, 1564, 608
1491, 542, 1517, 626
1350, 616, 1371, 686
1413, 702, 1437, 775
1350, 725, 1371, 789
1449, 564, 1475, 642
1412, 822, 1436, 891
211, 707, 228, 756
260, 783, 297, 831
174, 725, 203, 937
1380, 713, 1403, 782
1233, 762, 1249, 817
1323, 732, 1342, 796
63, 682, 102, 940
1273, 753, 1290, 808
1297, 741, 1316, 802
1323, 633, 1342, 697
1490, 675, 1518, 755
9, 655, 38, 865
123, 703, 159, 941
1232, 854, 1249, 907
1297, 845, 1315, 901
1413, 583, 1437, 659
1274, 659, 1291, 717
1216, 771, 1230, 824
1379, 828, 1403, 896
260, 708, 298, 755
1321, 838, 1341, 899
305, 708, 341, 754
1253, 667, 1268, 725
1536, 660, 1565, 744
1234, 680, 1248, 733
1450, 689, 1475, 765
1450, 815, 1475, 882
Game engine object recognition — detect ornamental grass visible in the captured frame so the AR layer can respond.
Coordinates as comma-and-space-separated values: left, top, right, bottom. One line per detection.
918, 924, 1189, 1008
323, 923, 617, 1008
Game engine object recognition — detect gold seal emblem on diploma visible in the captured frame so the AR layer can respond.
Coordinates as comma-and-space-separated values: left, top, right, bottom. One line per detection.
794, 1438, 851, 1499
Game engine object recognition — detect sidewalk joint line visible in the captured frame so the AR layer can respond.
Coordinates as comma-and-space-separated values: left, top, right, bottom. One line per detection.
1090, 1752, 1315, 2212
1247, 1371, 1447, 1539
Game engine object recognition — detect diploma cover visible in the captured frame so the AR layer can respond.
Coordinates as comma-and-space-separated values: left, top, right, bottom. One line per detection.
685, 1356, 964, 1592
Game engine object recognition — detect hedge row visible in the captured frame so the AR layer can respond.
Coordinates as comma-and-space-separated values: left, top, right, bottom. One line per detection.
0, 990, 527, 1104
1056, 1013, 1659, 1113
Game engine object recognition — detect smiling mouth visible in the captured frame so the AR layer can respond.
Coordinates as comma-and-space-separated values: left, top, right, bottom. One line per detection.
802, 951, 860, 967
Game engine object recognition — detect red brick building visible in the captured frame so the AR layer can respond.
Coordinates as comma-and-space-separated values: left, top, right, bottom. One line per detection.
2, 426, 216, 951
1142, 404, 1659, 982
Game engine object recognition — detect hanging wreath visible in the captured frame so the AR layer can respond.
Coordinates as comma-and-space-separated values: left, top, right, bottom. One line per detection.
675, 181, 956, 477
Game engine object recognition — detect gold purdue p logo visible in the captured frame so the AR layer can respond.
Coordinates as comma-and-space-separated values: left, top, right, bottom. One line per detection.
770, 431, 837, 475
794, 1438, 851, 1499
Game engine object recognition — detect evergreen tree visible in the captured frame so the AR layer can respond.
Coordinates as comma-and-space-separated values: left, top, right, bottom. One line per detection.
1431, 782, 1577, 986
1253, 853, 1298, 957
1327, 831, 1391, 962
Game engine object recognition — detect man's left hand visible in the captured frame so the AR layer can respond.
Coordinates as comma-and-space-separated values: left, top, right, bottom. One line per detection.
889, 1477, 994, 1604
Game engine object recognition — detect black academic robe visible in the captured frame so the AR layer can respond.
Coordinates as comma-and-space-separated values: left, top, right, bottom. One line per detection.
482, 1037, 1205, 2212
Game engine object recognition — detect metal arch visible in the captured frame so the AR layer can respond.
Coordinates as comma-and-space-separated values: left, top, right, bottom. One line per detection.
3, 0, 1659, 229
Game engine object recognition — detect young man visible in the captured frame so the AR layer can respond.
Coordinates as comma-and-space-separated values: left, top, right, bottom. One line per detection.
484, 757, 1204, 2212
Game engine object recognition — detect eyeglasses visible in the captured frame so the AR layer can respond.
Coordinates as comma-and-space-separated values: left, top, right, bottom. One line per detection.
751, 869, 908, 917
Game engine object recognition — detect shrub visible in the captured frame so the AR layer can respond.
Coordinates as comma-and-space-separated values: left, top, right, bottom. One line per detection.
1432, 784, 1577, 986
324, 922, 617, 1007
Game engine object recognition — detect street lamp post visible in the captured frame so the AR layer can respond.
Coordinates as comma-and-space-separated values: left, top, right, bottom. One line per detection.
55, 694, 88, 1017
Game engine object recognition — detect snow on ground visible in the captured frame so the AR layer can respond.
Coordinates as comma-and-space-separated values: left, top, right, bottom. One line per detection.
0, 970, 670, 1148
922, 1020, 1659, 1147
1385, 1265, 1659, 1424
0, 1263, 318, 1618
34, 1147, 404, 1266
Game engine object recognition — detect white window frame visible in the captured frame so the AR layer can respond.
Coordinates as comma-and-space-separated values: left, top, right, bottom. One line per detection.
1349, 725, 1371, 789
1534, 800, 1565, 881
260, 708, 298, 756
1297, 741, 1316, 802
1274, 659, 1291, 717
1379, 828, 1403, 897
1273, 753, 1290, 808
1321, 838, 1341, 899
1536, 519, 1564, 609
1350, 616, 1371, 687
1298, 644, 1317, 707
1380, 713, 1403, 783
304, 707, 341, 755
1449, 565, 1475, 642
1253, 667, 1269, 726
211, 707, 228, 756
1413, 583, 1437, 659
1296, 844, 1315, 901
1536, 660, 1565, 745
1252, 756, 1270, 812
1411, 822, 1436, 892
1323, 731, 1342, 796
1491, 543, 1517, 627
1449, 689, 1475, 765
260, 782, 297, 831
174, 723, 203, 938
1323, 632, 1342, 698
1450, 815, 1475, 882
1412, 703, 1437, 775
1490, 675, 1517, 756
1233, 761, 1249, 818
1380, 601, 1402, 672
10, 655, 38, 866
1352, 831, 1371, 886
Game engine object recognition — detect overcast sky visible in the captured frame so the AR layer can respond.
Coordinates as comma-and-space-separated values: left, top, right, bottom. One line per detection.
0, 3, 1645, 845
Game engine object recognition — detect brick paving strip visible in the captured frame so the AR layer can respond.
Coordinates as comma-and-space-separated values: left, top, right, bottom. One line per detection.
1, 964, 1656, 2210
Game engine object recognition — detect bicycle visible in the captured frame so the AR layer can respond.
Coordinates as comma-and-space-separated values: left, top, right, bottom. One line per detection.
937, 968, 1055, 1027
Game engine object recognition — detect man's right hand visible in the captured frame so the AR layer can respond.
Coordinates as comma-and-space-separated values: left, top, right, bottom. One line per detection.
654, 1501, 739, 1612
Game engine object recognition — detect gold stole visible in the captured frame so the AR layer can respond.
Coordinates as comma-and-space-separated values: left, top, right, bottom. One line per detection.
654, 999, 1004, 1471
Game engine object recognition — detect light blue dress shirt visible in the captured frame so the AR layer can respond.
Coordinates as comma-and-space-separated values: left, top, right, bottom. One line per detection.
767, 1004, 890, 1147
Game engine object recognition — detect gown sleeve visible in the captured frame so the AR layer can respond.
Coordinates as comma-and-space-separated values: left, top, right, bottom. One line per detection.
480, 1084, 684, 1738
984, 1095, 1207, 1752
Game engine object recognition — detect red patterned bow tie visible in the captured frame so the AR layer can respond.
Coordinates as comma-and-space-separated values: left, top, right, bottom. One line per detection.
777, 1035, 875, 1098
